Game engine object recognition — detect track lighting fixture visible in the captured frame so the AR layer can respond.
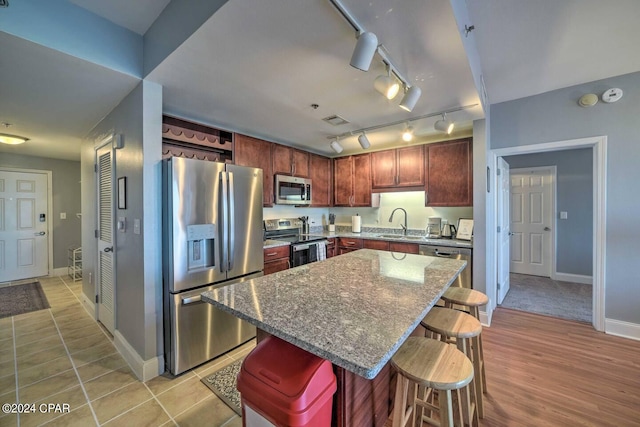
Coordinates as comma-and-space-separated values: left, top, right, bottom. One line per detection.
402, 125, 414, 142
330, 139, 344, 154
374, 66, 400, 100
350, 31, 378, 71
434, 113, 454, 134
358, 132, 370, 149
399, 85, 422, 112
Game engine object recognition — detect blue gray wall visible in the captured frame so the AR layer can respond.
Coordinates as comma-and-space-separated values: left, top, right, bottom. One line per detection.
491, 70, 640, 325
1, 154, 81, 269
505, 148, 593, 276
82, 80, 163, 365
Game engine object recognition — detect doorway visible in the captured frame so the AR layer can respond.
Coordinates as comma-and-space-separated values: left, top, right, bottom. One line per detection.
0, 168, 53, 282
492, 136, 606, 331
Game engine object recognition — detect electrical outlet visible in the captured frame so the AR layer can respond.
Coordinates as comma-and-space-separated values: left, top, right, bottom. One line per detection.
60, 212, 66, 219
560, 211, 568, 220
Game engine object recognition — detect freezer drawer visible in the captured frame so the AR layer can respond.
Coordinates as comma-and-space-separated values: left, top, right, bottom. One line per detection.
165, 276, 258, 375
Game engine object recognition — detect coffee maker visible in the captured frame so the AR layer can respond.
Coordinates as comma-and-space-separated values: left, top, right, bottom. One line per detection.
426, 217, 441, 238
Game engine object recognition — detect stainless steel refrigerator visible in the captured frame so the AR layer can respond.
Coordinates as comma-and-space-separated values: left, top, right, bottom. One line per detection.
163, 157, 263, 375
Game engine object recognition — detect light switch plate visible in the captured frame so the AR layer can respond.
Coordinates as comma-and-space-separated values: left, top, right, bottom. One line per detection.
60, 212, 66, 219
133, 219, 141, 235
118, 217, 126, 232
560, 211, 568, 219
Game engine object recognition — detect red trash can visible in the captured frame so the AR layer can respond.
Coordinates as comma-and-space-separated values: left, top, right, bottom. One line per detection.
237, 335, 337, 427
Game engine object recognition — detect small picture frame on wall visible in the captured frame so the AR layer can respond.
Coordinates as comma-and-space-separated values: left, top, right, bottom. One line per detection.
118, 177, 127, 209
456, 219, 474, 240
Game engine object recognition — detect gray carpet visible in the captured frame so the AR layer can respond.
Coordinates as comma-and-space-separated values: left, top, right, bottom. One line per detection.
500, 273, 592, 323
0, 282, 50, 318
201, 358, 244, 416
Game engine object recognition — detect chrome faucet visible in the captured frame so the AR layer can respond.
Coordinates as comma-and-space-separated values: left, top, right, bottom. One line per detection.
389, 208, 408, 235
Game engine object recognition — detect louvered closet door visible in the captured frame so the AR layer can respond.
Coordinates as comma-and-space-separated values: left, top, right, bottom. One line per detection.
96, 144, 115, 334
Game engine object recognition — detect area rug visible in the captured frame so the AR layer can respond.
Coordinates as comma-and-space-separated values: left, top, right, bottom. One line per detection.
0, 282, 50, 318
500, 273, 591, 323
201, 358, 244, 416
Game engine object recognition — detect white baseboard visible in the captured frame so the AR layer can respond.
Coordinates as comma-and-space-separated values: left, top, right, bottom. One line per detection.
80, 293, 96, 319
51, 267, 68, 276
113, 330, 164, 382
605, 318, 640, 341
552, 272, 592, 285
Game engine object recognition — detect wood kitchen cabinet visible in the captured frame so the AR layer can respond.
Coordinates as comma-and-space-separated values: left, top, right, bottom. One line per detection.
309, 153, 332, 207
389, 242, 419, 254
326, 238, 336, 258
333, 154, 371, 207
235, 133, 275, 207
425, 138, 473, 207
371, 146, 424, 189
363, 239, 389, 251
337, 237, 363, 255
272, 144, 310, 178
263, 245, 290, 275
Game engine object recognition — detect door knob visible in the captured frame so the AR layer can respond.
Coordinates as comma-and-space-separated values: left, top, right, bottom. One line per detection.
544, 227, 551, 231
104, 247, 114, 253
34, 231, 46, 236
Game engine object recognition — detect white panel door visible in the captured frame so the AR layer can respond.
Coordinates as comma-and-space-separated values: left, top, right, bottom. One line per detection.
0, 170, 48, 282
510, 168, 553, 276
496, 158, 510, 304
96, 144, 115, 333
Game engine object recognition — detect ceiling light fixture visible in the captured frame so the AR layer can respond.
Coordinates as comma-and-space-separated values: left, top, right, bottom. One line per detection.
0, 133, 28, 145
349, 31, 378, 71
327, 103, 477, 151
434, 113, 454, 134
374, 65, 400, 100
358, 132, 371, 149
330, 0, 420, 110
330, 139, 344, 154
402, 125, 414, 142
399, 85, 422, 112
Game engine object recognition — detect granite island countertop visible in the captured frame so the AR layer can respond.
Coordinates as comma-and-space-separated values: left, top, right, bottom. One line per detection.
201, 249, 466, 379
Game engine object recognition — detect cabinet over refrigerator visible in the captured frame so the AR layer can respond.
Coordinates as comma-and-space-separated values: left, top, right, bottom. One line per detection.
163, 157, 263, 375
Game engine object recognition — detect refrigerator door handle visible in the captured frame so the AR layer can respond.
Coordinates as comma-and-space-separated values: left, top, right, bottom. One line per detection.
228, 171, 235, 270
220, 171, 229, 272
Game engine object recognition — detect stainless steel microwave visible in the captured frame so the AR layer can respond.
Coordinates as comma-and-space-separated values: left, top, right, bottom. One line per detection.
275, 175, 312, 205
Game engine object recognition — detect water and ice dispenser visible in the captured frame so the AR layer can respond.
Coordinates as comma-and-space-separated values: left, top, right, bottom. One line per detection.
186, 224, 216, 271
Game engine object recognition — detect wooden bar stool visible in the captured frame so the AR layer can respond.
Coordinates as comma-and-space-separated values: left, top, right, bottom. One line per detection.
391, 337, 474, 427
421, 307, 484, 423
440, 288, 488, 394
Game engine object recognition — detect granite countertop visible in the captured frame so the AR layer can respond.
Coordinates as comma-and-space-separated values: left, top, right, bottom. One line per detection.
263, 239, 291, 249
201, 249, 466, 379
306, 231, 473, 249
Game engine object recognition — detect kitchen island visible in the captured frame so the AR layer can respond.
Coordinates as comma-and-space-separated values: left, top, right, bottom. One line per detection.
202, 249, 466, 425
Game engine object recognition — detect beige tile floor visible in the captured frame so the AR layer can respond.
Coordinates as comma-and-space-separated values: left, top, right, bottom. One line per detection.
0, 276, 253, 427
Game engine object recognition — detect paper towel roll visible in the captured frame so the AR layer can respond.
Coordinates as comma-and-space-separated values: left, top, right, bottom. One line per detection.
351, 215, 362, 233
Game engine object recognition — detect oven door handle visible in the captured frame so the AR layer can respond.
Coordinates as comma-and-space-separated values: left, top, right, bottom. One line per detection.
293, 244, 310, 251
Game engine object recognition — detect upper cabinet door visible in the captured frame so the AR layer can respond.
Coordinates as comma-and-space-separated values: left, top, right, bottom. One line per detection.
396, 146, 424, 187
234, 134, 274, 207
272, 145, 310, 177
371, 150, 397, 188
371, 146, 424, 189
425, 138, 473, 207
333, 157, 354, 206
309, 154, 332, 207
352, 153, 371, 207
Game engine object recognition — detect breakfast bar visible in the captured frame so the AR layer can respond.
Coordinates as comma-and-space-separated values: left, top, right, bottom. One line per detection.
201, 249, 467, 425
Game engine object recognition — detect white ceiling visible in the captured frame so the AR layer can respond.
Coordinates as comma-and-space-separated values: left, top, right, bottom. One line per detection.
1, 0, 640, 161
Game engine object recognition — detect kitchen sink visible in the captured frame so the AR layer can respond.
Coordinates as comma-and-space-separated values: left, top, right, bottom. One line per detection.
376, 234, 424, 240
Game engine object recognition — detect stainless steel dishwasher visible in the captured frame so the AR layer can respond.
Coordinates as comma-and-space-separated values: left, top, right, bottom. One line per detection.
419, 245, 472, 289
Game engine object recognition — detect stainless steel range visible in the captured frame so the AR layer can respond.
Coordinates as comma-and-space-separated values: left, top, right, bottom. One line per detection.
264, 218, 328, 267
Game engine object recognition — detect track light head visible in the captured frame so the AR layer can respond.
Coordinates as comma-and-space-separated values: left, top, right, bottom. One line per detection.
330, 139, 344, 154
358, 132, 370, 149
374, 67, 400, 100
402, 125, 414, 142
399, 85, 422, 112
434, 113, 454, 134
350, 31, 378, 71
